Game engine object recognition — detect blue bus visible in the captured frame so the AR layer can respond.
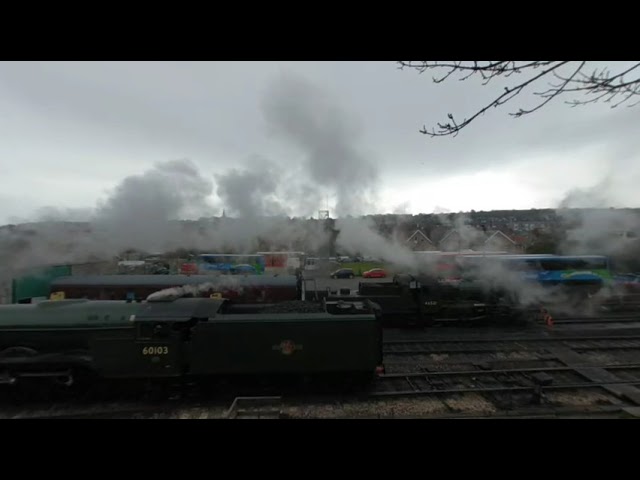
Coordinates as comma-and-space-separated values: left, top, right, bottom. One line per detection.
459, 254, 612, 287
196, 254, 266, 275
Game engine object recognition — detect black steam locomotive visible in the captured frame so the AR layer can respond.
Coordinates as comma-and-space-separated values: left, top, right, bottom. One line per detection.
325, 273, 527, 327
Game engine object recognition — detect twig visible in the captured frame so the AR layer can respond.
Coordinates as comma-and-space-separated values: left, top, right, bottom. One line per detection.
398, 61, 640, 137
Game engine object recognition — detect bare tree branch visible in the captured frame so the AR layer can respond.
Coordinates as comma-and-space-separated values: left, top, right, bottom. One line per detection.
511, 62, 586, 117
398, 61, 640, 137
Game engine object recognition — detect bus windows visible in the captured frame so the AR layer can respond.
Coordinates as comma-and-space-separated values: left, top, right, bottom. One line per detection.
539, 260, 566, 271
539, 257, 609, 272
582, 258, 608, 270
511, 259, 540, 272
196, 254, 266, 274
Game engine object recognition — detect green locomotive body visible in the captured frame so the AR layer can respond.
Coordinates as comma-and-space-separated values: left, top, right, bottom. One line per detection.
187, 312, 382, 376
0, 298, 383, 390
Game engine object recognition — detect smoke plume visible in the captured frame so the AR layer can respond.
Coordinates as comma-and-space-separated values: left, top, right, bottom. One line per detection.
334, 217, 420, 272
215, 156, 289, 218
261, 71, 379, 217
0, 157, 331, 285
146, 276, 248, 302
555, 180, 640, 272
92, 158, 214, 252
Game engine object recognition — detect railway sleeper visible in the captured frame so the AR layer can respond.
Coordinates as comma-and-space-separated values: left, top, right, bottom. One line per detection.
530, 372, 554, 386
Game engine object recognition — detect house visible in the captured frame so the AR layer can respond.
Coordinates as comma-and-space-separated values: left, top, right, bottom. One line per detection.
406, 230, 437, 251
438, 228, 523, 253
482, 230, 523, 253
438, 230, 462, 252
438, 227, 486, 252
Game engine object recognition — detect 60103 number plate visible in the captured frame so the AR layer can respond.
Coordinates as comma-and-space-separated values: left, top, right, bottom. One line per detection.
142, 346, 169, 355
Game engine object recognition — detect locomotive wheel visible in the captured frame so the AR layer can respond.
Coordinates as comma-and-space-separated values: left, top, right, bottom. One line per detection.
49, 367, 97, 400
0, 347, 97, 402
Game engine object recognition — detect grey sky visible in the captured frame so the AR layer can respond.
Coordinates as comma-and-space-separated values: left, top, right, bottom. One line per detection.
1, 61, 639, 225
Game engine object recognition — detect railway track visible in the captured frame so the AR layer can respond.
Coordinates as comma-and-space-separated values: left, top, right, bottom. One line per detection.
543, 315, 640, 325
383, 334, 640, 355
11, 368, 640, 419
8, 326, 640, 418
18, 397, 285, 419
2, 396, 231, 419
22, 405, 174, 419
411, 405, 640, 419
370, 362, 640, 398
425, 314, 640, 327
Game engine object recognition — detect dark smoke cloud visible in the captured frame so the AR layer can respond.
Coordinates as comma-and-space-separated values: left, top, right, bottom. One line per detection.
555, 177, 640, 257
335, 217, 417, 270
215, 156, 288, 218
0, 159, 215, 287
92, 158, 214, 252
558, 177, 613, 210
215, 71, 381, 219
282, 182, 326, 220
261, 71, 378, 217
558, 208, 640, 256
96, 158, 214, 222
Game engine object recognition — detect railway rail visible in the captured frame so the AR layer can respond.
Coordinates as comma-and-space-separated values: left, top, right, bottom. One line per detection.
371, 363, 640, 398
14, 396, 285, 419
419, 312, 640, 327
542, 315, 640, 325
383, 335, 640, 356
20, 405, 173, 419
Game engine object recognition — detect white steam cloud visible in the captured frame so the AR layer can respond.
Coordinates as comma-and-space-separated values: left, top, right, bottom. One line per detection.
261, 71, 379, 217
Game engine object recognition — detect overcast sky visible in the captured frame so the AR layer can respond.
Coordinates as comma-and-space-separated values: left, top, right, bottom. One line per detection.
1, 61, 639, 225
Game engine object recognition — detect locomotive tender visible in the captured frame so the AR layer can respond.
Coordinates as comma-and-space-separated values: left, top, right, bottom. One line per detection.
0, 297, 383, 392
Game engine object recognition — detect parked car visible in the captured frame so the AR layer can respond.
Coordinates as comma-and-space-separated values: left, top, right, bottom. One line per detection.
614, 274, 640, 293
362, 268, 387, 279
331, 268, 355, 279
180, 263, 199, 275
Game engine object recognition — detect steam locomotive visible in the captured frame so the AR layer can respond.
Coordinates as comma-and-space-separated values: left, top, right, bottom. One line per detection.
0, 296, 383, 395
324, 254, 632, 326
325, 273, 527, 327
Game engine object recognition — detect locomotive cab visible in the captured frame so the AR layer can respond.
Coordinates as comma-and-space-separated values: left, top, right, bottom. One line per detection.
89, 298, 227, 379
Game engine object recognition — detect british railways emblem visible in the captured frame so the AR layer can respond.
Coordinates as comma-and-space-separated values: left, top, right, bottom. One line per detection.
272, 340, 303, 355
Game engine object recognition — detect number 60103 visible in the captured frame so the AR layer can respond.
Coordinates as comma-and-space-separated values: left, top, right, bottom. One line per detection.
142, 346, 169, 355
